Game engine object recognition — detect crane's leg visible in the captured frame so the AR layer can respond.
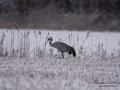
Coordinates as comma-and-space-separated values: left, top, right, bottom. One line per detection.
61, 52, 64, 59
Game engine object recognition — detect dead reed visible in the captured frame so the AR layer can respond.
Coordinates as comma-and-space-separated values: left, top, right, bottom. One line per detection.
0, 28, 119, 59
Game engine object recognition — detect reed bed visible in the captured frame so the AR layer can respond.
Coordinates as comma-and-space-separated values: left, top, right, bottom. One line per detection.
0, 28, 120, 59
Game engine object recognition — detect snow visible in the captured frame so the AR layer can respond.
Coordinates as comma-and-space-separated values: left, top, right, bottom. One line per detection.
0, 29, 120, 90
0, 57, 120, 90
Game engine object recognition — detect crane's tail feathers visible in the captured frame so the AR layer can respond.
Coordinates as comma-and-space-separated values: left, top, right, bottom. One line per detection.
71, 47, 76, 57
68, 47, 76, 57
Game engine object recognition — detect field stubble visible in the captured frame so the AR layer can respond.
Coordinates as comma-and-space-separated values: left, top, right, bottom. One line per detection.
0, 29, 120, 90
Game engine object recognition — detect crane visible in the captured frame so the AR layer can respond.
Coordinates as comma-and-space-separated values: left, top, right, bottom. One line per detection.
45, 37, 76, 59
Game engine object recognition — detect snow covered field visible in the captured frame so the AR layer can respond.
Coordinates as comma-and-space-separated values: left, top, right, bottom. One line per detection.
0, 29, 120, 90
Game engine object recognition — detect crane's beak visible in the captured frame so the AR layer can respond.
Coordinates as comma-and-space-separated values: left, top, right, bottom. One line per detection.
45, 37, 49, 46
45, 40, 48, 45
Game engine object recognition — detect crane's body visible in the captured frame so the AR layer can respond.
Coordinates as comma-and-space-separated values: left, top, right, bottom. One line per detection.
46, 37, 76, 59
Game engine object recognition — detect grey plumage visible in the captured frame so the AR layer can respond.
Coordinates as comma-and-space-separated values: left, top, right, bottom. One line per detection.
46, 37, 76, 58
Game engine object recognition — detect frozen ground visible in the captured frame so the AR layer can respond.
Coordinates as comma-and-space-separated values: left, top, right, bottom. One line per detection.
0, 29, 120, 90
0, 57, 120, 90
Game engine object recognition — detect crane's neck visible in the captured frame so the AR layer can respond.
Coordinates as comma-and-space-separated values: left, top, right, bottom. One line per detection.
49, 39, 53, 47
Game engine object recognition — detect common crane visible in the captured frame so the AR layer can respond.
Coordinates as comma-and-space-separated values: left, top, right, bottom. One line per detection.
46, 37, 76, 59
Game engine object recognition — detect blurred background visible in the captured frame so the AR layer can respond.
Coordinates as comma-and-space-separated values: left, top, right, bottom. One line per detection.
0, 0, 120, 31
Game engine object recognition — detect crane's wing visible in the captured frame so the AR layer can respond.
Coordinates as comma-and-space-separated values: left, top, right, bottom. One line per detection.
51, 41, 76, 57
51, 42, 70, 52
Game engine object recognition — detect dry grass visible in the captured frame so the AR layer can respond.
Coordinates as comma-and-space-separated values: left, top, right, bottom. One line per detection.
0, 56, 120, 90
0, 29, 120, 90
0, 28, 120, 59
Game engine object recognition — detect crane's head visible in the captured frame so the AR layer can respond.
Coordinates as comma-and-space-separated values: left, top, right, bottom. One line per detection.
48, 37, 53, 41
45, 37, 53, 45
